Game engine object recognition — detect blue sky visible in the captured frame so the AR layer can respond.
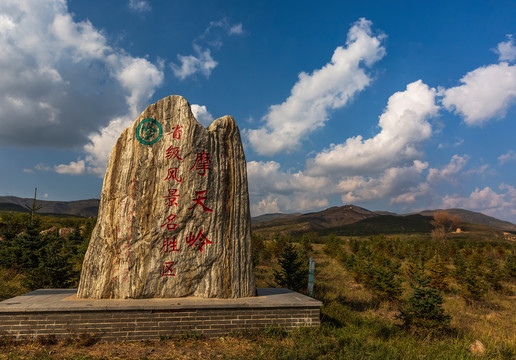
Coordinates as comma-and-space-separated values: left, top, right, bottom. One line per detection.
1, 0, 516, 223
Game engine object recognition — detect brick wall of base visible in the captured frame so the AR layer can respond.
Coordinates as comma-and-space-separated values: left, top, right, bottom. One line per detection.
0, 306, 320, 341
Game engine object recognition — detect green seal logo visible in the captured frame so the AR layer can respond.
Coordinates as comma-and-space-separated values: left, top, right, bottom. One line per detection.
136, 118, 162, 145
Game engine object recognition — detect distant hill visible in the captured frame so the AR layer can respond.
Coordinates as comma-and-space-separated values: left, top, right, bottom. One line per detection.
294, 205, 378, 229
252, 204, 516, 235
252, 204, 380, 234
416, 208, 516, 232
0, 196, 99, 218
252, 212, 302, 223
2, 195, 515, 233
319, 214, 434, 236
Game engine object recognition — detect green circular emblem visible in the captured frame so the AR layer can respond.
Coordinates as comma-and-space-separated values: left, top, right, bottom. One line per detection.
136, 118, 162, 145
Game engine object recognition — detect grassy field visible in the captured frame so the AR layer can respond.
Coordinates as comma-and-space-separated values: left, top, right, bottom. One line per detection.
1, 231, 515, 359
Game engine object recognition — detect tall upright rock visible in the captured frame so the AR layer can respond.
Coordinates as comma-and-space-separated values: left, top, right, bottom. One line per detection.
78, 95, 256, 299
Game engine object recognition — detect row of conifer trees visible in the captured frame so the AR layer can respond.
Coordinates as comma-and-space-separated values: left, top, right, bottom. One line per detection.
0, 212, 95, 293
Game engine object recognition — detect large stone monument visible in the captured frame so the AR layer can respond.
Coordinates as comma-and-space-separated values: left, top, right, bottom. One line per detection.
78, 95, 256, 299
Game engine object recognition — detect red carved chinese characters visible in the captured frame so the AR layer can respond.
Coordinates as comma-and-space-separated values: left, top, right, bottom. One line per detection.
167, 125, 183, 140
158, 124, 219, 278
160, 237, 180, 253
164, 168, 183, 183
188, 190, 213, 212
163, 189, 180, 207
166, 146, 183, 161
162, 262, 176, 277
190, 149, 211, 176
161, 214, 178, 231
186, 229, 212, 252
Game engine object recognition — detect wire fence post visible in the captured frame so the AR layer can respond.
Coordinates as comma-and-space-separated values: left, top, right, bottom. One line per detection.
308, 257, 315, 297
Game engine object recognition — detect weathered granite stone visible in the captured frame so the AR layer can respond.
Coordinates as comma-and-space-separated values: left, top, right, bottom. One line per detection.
78, 95, 256, 299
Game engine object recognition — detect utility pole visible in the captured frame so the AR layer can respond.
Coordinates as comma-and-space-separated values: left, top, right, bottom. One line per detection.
25, 187, 43, 224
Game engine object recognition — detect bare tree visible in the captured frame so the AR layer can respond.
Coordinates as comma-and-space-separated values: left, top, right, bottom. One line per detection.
431, 211, 461, 242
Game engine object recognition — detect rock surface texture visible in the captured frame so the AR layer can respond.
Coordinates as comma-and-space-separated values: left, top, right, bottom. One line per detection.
78, 95, 256, 299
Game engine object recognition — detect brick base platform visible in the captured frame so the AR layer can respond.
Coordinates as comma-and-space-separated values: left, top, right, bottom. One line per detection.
0, 288, 321, 341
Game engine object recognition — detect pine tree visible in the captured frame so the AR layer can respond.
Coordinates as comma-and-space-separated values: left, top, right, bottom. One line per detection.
505, 253, 516, 278
396, 273, 451, 335
269, 236, 289, 258
454, 251, 489, 301
368, 263, 402, 302
24, 233, 76, 289
323, 234, 342, 257
251, 233, 266, 265
14, 217, 43, 270
273, 243, 307, 293
425, 255, 448, 290
483, 255, 503, 292
300, 232, 315, 253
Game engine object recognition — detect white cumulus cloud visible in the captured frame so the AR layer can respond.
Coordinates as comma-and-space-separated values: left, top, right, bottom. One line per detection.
171, 45, 217, 80
498, 150, 516, 165
391, 154, 477, 206
229, 23, 243, 35
390, 182, 430, 205
336, 160, 428, 203
245, 79, 442, 215
427, 154, 469, 185
128, 0, 151, 12
495, 35, 516, 62
50, 13, 109, 61
441, 62, 516, 126
113, 56, 164, 116
307, 80, 438, 176
247, 160, 331, 215
247, 161, 330, 196
83, 116, 133, 176
0, 0, 163, 177
170, 18, 242, 80
246, 18, 386, 156
191, 104, 215, 127
440, 185, 516, 221
54, 159, 86, 175
246, 159, 432, 215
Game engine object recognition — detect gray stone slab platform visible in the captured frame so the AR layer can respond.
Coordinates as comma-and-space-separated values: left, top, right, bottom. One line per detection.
0, 289, 322, 340
0, 288, 321, 312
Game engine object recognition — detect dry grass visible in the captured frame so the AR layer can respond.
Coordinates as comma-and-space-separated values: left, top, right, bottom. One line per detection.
1, 237, 515, 359
0, 267, 28, 301
444, 289, 516, 343
0, 336, 260, 360
259, 240, 516, 346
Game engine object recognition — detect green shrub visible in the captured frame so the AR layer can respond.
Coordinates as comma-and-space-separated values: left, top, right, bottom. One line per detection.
348, 254, 402, 302
455, 262, 489, 301
505, 253, 516, 278
268, 236, 289, 258
273, 243, 307, 293
251, 234, 269, 265
323, 234, 342, 257
300, 232, 315, 253
425, 255, 448, 290
396, 273, 450, 335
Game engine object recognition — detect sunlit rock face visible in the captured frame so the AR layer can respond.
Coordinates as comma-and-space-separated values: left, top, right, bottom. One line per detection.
78, 95, 256, 299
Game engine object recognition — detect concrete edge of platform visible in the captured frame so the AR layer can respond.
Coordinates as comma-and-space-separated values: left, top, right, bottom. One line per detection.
0, 288, 322, 340
0, 288, 322, 313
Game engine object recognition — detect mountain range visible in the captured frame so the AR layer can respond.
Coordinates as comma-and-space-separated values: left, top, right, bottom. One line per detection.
0, 196, 99, 218
1, 195, 515, 233
252, 204, 516, 233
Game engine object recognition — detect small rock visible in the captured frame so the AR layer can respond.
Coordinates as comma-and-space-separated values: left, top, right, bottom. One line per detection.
468, 340, 485, 355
